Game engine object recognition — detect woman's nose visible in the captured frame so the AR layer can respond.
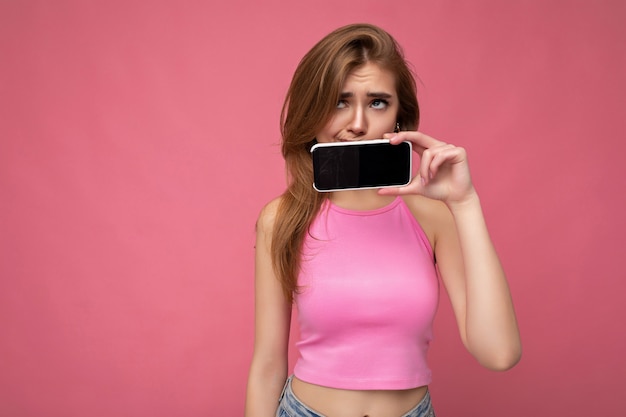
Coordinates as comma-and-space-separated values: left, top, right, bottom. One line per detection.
346, 107, 367, 136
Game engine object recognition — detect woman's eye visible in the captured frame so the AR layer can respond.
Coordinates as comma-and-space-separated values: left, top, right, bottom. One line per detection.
336, 100, 347, 109
371, 99, 388, 109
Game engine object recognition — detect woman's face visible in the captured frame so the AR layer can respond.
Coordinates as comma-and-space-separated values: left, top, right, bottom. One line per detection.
316, 62, 398, 143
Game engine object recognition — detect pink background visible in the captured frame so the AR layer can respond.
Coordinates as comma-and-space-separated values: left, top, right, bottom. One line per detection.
2, 1, 625, 416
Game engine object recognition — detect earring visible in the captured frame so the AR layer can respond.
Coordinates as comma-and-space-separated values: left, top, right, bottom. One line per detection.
394, 122, 400, 133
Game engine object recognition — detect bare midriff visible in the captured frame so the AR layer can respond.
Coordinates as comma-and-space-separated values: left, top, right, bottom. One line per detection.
291, 376, 429, 417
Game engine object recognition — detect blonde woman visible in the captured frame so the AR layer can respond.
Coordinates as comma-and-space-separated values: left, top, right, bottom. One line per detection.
245, 23, 521, 417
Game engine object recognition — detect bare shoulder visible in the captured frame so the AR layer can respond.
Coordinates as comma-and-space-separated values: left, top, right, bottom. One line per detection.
401, 194, 454, 248
256, 196, 284, 235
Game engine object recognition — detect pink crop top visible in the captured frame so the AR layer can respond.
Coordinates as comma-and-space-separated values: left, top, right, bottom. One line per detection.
294, 197, 439, 390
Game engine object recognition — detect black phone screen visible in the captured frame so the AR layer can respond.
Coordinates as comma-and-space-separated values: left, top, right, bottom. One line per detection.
311, 140, 412, 192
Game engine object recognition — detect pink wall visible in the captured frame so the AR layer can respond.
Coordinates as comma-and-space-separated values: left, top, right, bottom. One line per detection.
1, 1, 625, 415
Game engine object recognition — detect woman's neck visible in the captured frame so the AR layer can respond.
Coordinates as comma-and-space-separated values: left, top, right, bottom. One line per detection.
328, 189, 397, 211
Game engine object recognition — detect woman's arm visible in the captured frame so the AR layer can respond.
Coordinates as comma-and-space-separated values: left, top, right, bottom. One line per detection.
245, 198, 292, 416
382, 132, 521, 370
435, 193, 521, 370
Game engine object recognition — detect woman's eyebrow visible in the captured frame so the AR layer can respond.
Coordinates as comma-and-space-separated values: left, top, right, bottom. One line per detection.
367, 92, 393, 99
339, 92, 393, 98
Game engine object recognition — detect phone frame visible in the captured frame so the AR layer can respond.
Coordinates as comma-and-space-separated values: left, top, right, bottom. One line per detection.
310, 139, 413, 192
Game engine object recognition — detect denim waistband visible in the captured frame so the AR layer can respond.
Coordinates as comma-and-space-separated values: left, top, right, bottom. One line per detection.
276, 376, 435, 417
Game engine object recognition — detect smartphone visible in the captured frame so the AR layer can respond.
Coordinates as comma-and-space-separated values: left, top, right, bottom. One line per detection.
311, 139, 412, 192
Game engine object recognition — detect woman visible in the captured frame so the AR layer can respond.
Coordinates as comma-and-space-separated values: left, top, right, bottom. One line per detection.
245, 23, 521, 417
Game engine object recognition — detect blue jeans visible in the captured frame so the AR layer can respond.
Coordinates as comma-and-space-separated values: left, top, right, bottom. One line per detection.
276, 376, 436, 417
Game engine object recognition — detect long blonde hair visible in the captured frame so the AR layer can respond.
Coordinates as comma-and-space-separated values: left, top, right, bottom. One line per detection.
272, 23, 420, 302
